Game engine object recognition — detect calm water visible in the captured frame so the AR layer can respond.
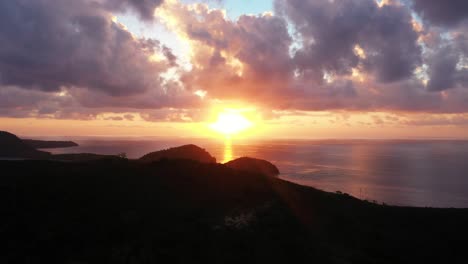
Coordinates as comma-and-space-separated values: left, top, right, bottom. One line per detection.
44, 138, 468, 208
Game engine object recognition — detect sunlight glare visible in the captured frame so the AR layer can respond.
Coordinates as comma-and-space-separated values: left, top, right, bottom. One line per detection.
210, 110, 253, 135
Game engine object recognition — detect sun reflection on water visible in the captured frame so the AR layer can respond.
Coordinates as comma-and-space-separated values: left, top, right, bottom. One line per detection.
223, 136, 233, 163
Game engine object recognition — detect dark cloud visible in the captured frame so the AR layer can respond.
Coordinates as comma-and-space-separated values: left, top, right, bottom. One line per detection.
0, 84, 203, 121
424, 23, 468, 91
411, 0, 468, 27
0, 86, 51, 110
278, 0, 421, 83
426, 48, 460, 91
104, 0, 164, 21
0, 0, 171, 96
0, 85, 99, 119
67, 79, 202, 110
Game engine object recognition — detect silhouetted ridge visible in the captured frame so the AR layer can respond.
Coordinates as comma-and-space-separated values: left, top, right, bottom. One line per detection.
225, 157, 280, 177
51, 153, 122, 162
23, 139, 78, 149
139, 144, 216, 163
2, 158, 468, 263
0, 131, 50, 158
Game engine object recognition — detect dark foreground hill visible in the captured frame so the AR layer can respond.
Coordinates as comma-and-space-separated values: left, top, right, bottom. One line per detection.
0, 131, 50, 158
0, 131, 118, 161
2, 159, 468, 264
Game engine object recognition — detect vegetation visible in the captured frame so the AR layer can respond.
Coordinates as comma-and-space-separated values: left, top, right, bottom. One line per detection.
1, 158, 468, 263
2, 130, 468, 263
225, 157, 280, 177
139, 144, 216, 163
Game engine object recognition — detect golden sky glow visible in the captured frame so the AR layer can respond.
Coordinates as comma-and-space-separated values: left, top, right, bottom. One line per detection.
1, 0, 468, 140
3, 110, 468, 140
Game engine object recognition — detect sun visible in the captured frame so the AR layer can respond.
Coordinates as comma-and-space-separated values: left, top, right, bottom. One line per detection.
210, 110, 253, 136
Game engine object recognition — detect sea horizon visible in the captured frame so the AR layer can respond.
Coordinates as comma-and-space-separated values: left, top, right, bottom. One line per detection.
25, 136, 468, 209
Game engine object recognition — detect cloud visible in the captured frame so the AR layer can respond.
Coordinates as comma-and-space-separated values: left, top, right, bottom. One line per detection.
156, 1, 296, 105
0, 0, 172, 96
158, 0, 461, 113
0, 86, 76, 118
278, 0, 421, 83
402, 114, 468, 127
424, 25, 468, 91
1, 0, 468, 122
104, 116, 124, 121
104, 0, 164, 21
411, 0, 468, 27
0, 83, 203, 121
0, 0, 206, 120
139, 0, 468, 114
140, 108, 205, 122
124, 114, 135, 121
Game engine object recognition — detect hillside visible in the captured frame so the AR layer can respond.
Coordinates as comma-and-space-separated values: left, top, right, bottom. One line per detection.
0, 131, 50, 158
139, 144, 216, 163
225, 157, 280, 177
1, 158, 468, 263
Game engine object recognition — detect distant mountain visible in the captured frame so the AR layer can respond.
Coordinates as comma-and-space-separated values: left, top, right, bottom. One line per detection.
0, 131, 50, 158
225, 157, 280, 177
139, 144, 216, 163
22, 139, 78, 149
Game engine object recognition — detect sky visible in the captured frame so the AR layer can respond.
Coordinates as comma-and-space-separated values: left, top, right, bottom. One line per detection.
1, 0, 468, 139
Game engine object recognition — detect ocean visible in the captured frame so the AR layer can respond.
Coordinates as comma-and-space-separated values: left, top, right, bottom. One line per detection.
43, 138, 468, 208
